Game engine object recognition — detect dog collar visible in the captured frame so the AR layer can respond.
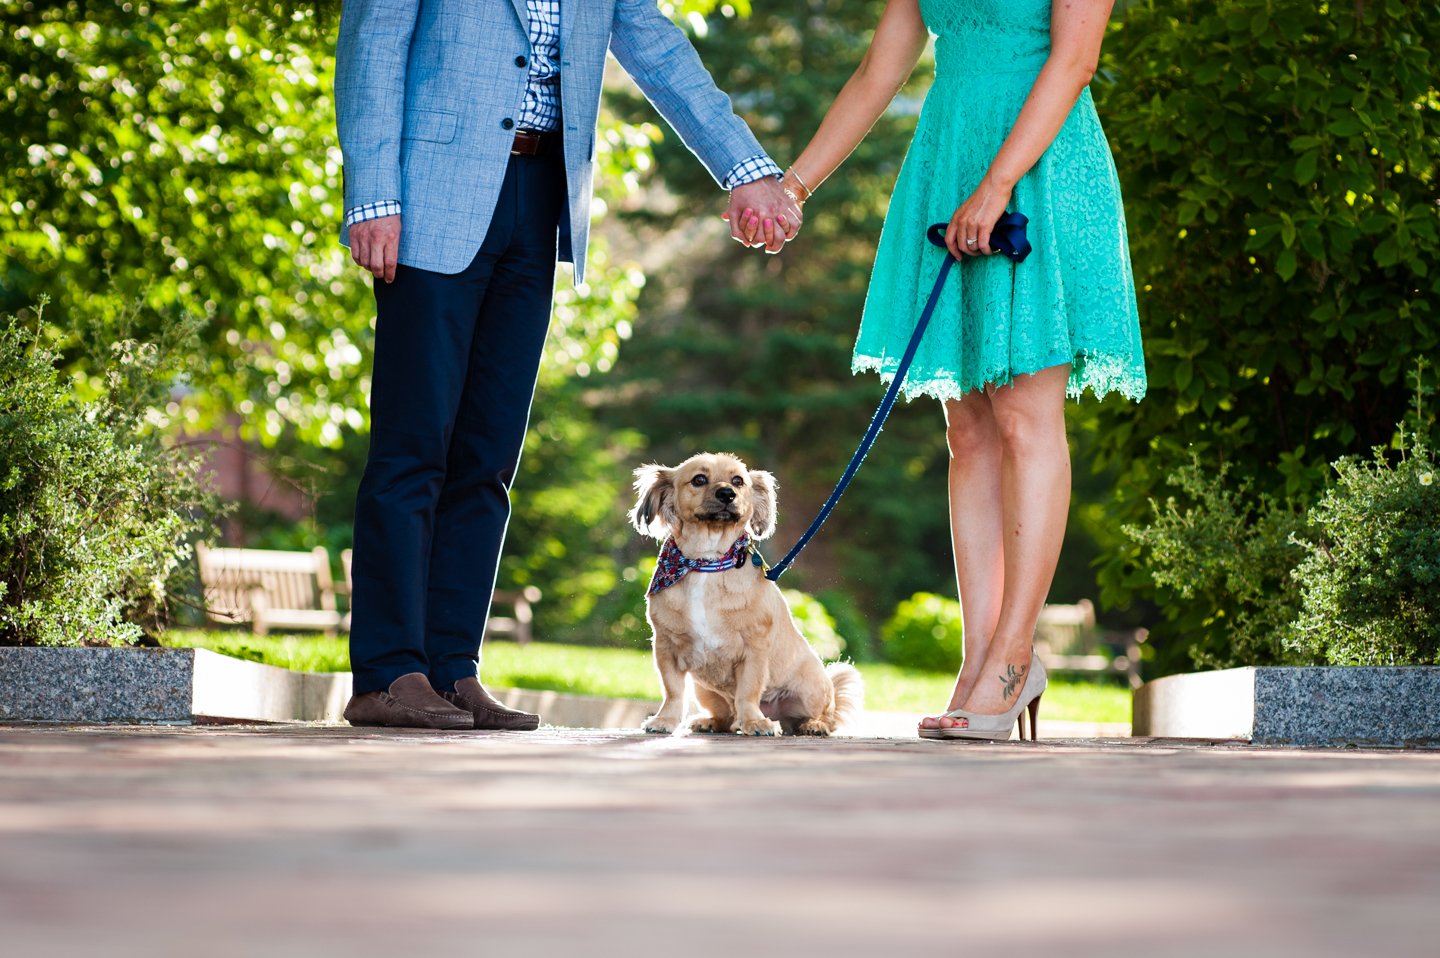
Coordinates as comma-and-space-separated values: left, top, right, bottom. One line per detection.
647, 533, 755, 596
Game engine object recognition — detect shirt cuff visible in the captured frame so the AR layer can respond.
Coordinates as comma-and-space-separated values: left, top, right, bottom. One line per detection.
722, 155, 784, 190
344, 200, 402, 227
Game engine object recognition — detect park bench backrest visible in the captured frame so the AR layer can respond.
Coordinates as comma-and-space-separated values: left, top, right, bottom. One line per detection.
195, 543, 340, 635
1035, 599, 1098, 656
1034, 599, 1147, 689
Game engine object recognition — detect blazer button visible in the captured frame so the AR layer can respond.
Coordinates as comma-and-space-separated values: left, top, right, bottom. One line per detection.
515, 55, 527, 68
501, 117, 514, 130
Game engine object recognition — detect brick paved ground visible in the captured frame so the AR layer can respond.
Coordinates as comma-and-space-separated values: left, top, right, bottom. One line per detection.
2, 726, 1437, 957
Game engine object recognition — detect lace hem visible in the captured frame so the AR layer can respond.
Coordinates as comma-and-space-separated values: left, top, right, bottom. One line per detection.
851, 345, 1148, 405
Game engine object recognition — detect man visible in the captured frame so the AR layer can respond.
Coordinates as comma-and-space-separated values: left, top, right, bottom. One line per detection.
335, 0, 801, 730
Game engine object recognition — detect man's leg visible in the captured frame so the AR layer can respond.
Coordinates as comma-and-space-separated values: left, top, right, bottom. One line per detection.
347, 167, 520, 696
422, 149, 566, 691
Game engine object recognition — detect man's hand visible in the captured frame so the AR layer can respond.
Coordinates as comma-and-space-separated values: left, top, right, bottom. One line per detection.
722, 178, 802, 254
349, 214, 401, 283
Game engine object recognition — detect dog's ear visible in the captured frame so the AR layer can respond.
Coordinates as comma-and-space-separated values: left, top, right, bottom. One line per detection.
629, 464, 679, 540
747, 470, 778, 540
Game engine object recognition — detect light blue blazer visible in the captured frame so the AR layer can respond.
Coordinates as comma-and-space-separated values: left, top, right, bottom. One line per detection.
335, 0, 767, 282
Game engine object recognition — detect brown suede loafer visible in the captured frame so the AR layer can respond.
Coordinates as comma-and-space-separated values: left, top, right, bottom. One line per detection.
344, 672, 475, 730
443, 676, 541, 731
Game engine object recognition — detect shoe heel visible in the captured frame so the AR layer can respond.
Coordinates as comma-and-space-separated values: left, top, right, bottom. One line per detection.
1027, 694, 1042, 741
1016, 707, 1027, 741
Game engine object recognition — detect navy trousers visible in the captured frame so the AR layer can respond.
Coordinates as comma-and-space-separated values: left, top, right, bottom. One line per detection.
349, 151, 564, 695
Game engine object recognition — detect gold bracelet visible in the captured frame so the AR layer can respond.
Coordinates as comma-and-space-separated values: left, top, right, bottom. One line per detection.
784, 166, 812, 204
787, 166, 813, 200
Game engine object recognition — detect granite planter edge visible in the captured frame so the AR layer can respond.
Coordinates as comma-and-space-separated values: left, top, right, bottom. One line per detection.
0, 646, 351, 724
1133, 666, 1440, 747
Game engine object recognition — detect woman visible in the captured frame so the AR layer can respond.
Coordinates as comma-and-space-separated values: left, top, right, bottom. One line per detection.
777, 0, 1145, 738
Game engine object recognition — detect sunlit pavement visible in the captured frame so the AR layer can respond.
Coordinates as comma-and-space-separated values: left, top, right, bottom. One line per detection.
2, 726, 1437, 957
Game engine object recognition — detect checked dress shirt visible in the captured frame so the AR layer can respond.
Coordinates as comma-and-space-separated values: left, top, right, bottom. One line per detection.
344, 0, 781, 227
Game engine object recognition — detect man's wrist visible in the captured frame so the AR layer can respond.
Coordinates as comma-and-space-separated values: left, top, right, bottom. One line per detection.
723, 154, 784, 190
344, 200, 402, 227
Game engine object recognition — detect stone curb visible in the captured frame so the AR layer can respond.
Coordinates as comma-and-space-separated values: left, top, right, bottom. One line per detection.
1132, 666, 1440, 746
493, 686, 656, 729
2, 648, 1135, 739
0, 647, 349, 724
0, 648, 652, 727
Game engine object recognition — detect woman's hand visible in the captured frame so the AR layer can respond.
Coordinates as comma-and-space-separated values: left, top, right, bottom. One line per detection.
944, 176, 1014, 259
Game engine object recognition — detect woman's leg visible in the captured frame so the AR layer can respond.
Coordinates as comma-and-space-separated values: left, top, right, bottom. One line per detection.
919, 390, 1006, 729
958, 363, 1071, 716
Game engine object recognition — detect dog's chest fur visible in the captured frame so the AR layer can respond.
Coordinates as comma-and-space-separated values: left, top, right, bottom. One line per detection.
650, 563, 762, 682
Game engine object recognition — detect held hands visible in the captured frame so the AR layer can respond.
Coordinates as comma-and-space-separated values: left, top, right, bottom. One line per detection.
723, 176, 803, 254
349, 214, 401, 283
944, 175, 1014, 260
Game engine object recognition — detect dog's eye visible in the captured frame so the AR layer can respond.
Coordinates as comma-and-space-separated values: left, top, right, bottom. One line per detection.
691, 475, 707, 487
731, 476, 744, 487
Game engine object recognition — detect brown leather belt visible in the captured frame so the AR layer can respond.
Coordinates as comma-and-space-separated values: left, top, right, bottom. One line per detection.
511, 131, 559, 157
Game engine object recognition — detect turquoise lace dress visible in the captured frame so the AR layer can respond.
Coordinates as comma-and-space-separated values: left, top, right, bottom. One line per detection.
852, 0, 1146, 403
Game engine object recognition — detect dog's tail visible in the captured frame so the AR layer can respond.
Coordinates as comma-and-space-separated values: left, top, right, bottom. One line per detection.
825, 662, 865, 732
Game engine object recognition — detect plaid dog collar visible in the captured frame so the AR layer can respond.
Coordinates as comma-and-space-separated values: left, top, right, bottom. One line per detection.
647, 533, 752, 596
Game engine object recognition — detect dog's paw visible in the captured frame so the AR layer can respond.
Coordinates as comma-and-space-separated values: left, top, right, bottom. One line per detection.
797, 719, 831, 737
739, 717, 782, 737
688, 714, 735, 735
642, 714, 678, 735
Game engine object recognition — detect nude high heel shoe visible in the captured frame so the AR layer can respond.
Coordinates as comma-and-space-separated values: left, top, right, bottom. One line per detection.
919, 653, 1048, 741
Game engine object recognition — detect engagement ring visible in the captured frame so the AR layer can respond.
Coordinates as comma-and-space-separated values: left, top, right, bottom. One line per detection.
966, 239, 978, 246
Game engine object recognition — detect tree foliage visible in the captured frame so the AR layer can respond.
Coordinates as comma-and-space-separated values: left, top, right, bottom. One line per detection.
602, 0, 957, 632
2, 0, 377, 446
0, 0, 696, 636
1089, 0, 1440, 670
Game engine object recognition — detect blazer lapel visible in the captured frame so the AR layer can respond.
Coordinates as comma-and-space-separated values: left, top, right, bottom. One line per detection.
559, 0, 577, 52
509, 0, 528, 36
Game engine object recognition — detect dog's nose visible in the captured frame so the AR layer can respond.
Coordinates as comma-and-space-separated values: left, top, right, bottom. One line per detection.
715, 486, 736, 504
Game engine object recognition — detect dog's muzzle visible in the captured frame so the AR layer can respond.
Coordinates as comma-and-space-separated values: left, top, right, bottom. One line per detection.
698, 510, 738, 523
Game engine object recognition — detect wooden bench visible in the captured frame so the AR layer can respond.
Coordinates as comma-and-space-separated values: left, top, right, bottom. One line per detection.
1035, 599, 1147, 689
195, 543, 343, 636
338, 550, 540, 644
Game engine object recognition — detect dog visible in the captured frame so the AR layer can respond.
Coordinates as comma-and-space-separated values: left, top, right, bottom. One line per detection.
628, 453, 864, 736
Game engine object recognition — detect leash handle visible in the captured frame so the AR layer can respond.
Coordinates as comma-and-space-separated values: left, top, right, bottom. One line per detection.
765, 224, 956, 581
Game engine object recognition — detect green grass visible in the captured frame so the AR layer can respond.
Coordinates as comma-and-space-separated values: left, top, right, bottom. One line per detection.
160, 632, 1132, 723
858, 662, 1132, 723
162, 630, 352, 673
481, 642, 662, 699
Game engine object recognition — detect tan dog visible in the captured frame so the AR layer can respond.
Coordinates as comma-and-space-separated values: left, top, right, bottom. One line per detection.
629, 453, 864, 736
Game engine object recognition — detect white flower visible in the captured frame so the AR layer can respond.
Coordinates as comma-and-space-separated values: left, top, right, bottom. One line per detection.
1422, 472, 1435, 487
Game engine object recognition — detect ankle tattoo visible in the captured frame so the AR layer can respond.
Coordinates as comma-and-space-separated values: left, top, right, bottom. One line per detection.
998, 663, 1028, 701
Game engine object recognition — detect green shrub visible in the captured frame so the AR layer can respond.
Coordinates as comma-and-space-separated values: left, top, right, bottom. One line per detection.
1291, 443, 1439, 665
782, 589, 843, 660
1130, 364, 1437, 671
880, 592, 963, 673
0, 300, 220, 646
1123, 458, 1312, 671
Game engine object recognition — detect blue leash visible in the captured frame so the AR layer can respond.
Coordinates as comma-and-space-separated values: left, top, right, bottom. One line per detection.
762, 216, 1030, 582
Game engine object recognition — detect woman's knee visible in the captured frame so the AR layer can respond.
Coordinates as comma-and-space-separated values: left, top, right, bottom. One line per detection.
944, 398, 998, 456
992, 404, 1066, 458
988, 368, 1068, 449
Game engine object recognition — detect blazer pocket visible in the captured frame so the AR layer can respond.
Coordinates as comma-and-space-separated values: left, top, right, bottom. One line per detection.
401, 109, 458, 144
